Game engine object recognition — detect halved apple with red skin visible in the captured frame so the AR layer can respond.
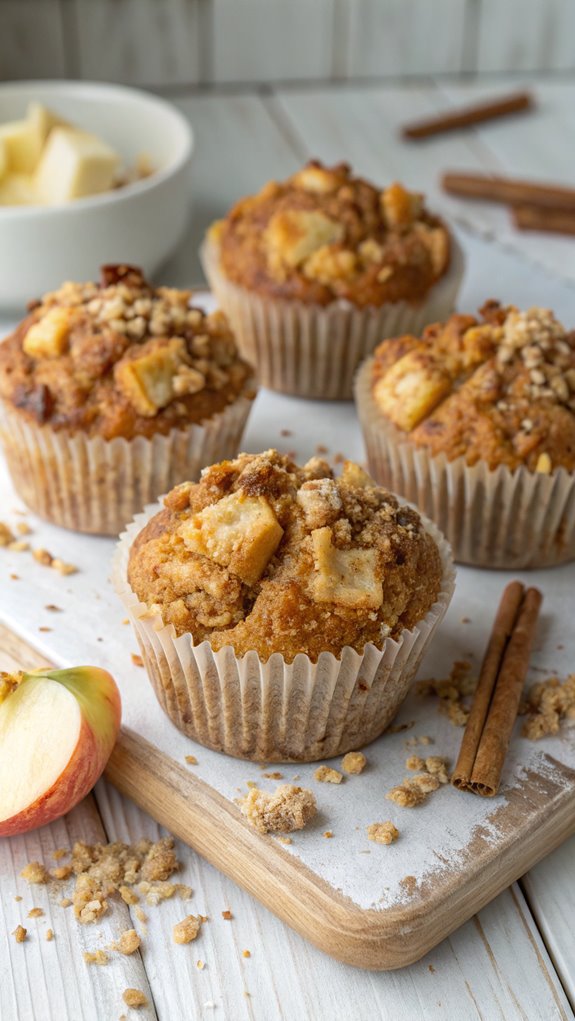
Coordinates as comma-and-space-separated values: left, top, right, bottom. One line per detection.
0, 666, 121, 837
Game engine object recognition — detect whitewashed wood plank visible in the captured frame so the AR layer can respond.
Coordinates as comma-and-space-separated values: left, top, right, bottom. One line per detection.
0, 798, 157, 1021
71, 0, 201, 86
211, 0, 335, 83
345, 0, 467, 78
477, 0, 575, 72
160, 92, 303, 286
522, 838, 575, 1005
0, 0, 66, 79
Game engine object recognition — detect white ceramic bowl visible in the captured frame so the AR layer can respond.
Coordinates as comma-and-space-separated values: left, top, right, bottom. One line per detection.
0, 80, 194, 311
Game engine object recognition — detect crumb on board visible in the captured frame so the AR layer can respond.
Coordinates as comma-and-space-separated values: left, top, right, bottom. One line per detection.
27, 907, 44, 918
262, 771, 283, 779
405, 734, 434, 748
388, 755, 450, 807
221, 909, 233, 921
59, 898, 72, 908
185, 754, 198, 765
13, 925, 27, 943
111, 928, 141, 955
417, 660, 476, 726
45, 929, 54, 942
400, 875, 418, 895
0, 522, 15, 545
341, 751, 367, 775
405, 755, 426, 771
173, 915, 202, 944
314, 765, 343, 784
242, 949, 251, 958
367, 822, 399, 845
45, 604, 62, 612
197, 960, 205, 970
16, 522, 31, 535
14, 896, 22, 902
323, 830, 334, 838
119, 885, 139, 906
135, 907, 147, 924
521, 674, 575, 739
240, 784, 317, 834
52, 849, 70, 863
131, 653, 144, 667
83, 949, 109, 966
51, 865, 73, 881
20, 862, 49, 884
9, 540, 29, 552
123, 989, 148, 1009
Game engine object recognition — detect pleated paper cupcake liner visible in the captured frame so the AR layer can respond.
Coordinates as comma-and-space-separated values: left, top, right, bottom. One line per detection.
112, 500, 455, 762
200, 237, 464, 400
0, 391, 254, 536
355, 357, 575, 569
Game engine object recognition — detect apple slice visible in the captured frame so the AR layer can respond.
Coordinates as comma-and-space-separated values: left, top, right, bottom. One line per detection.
0, 666, 121, 837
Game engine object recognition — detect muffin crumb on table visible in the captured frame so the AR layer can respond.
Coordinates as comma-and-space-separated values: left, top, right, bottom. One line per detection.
367, 822, 399, 845
240, 784, 317, 834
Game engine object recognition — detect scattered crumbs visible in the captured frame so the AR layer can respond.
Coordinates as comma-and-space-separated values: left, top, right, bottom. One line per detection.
111, 928, 141, 955
173, 915, 201, 944
84, 949, 109, 966
428, 964, 436, 974
199, 915, 208, 924
323, 830, 334, 839
275, 836, 292, 845
16, 522, 31, 536
386, 784, 425, 808
51, 865, 73, 881
131, 653, 144, 668
221, 909, 233, 921
334, 451, 346, 465
461, 617, 471, 624
135, 907, 147, 925
425, 756, 450, 784
315, 444, 329, 454
20, 862, 49, 884
387, 720, 415, 734
122, 989, 148, 1009
52, 848, 69, 861
240, 784, 316, 834
341, 751, 367, 775
13, 925, 27, 943
262, 771, 283, 780
197, 960, 205, 970
246, 780, 258, 789
45, 604, 62, 613
45, 928, 54, 942
33, 548, 53, 566
52, 558, 78, 576
405, 755, 426, 771
185, 754, 198, 765
242, 949, 251, 959
521, 674, 575, 739
122, 618, 130, 625
400, 875, 418, 896
417, 660, 476, 727
0, 522, 15, 545
38, 626, 52, 633
27, 907, 44, 918
405, 734, 434, 748
14, 895, 22, 902
9, 573, 19, 580
314, 765, 343, 784
119, 885, 139, 906
8, 540, 29, 552
280, 428, 292, 437
367, 822, 399, 845
59, 898, 72, 908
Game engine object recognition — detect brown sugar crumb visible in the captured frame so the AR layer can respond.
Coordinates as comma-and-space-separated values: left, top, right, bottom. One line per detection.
521, 674, 575, 739
13, 925, 27, 943
59, 898, 72, 908
409, 773, 440, 794
280, 428, 293, 437
52, 558, 77, 575
119, 885, 139, 905
111, 928, 141, 955
400, 875, 418, 896
138, 881, 181, 906
323, 830, 334, 838
45, 928, 54, 942
221, 909, 233, 921
14, 896, 22, 902
367, 822, 399, 845
405, 734, 434, 748
51, 865, 73, 881
387, 721, 415, 735
241, 784, 317, 834
131, 653, 144, 667
185, 754, 198, 765
20, 861, 49, 885
341, 751, 367, 775
16, 522, 31, 535
417, 660, 476, 727
386, 783, 426, 808
135, 907, 147, 924
33, 547, 53, 566
245, 780, 258, 789
314, 765, 343, 784
173, 914, 201, 944
275, 835, 292, 845
83, 949, 109, 966
242, 949, 251, 958
8, 540, 29, 552
197, 959, 205, 970
123, 989, 148, 1009
27, 907, 44, 918
405, 755, 426, 771
425, 756, 450, 783
74, 874, 109, 924
0, 522, 15, 545
262, 771, 283, 779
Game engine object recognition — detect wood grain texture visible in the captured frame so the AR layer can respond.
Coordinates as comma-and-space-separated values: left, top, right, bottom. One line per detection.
0, 0, 67, 79
476, 0, 575, 72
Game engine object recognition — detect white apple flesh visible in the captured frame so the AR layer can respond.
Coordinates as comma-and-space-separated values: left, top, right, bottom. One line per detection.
0, 667, 121, 837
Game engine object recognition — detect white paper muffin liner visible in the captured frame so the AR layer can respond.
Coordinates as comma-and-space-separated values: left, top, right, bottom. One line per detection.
0, 391, 254, 536
112, 498, 455, 762
200, 236, 464, 400
355, 357, 575, 569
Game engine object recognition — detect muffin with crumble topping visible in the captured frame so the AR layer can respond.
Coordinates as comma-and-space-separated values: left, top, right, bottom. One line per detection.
0, 265, 255, 534
201, 160, 463, 399
113, 449, 454, 761
356, 302, 575, 567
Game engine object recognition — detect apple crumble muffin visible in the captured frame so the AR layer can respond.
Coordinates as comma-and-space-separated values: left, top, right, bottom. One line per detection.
127, 449, 443, 662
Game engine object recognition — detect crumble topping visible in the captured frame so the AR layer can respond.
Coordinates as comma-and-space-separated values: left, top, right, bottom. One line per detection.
128, 450, 442, 662
314, 765, 344, 784
367, 822, 399, 845
341, 751, 367, 774
240, 784, 317, 834
387, 757, 451, 807
173, 915, 202, 944
521, 674, 575, 739
111, 928, 141, 955
122, 989, 148, 1009
13, 925, 27, 943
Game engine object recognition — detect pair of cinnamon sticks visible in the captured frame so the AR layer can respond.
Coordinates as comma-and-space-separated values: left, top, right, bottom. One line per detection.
443, 172, 575, 237
452, 581, 543, 798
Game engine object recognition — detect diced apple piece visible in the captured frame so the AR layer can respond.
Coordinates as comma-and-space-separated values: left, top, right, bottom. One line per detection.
27, 101, 69, 145
340, 461, 375, 488
23, 307, 73, 358
0, 666, 121, 837
0, 118, 43, 173
311, 526, 382, 609
34, 127, 120, 204
373, 351, 452, 432
265, 210, 344, 269
115, 338, 187, 417
0, 172, 37, 206
180, 492, 284, 586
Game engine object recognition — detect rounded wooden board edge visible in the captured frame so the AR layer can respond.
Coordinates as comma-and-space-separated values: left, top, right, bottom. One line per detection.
106, 728, 575, 972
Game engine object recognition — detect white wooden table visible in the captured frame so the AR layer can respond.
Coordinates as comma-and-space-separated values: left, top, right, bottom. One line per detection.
1, 73, 575, 1021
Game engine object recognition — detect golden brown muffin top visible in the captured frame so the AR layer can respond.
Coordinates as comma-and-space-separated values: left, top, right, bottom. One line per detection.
127, 449, 443, 664
0, 265, 254, 440
370, 302, 575, 472
208, 161, 451, 308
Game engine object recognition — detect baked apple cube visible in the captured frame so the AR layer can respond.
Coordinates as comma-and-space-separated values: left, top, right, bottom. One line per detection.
373, 350, 452, 431
23, 307, 73, 358
266, 209, 344, 268
311, 527, 382, 609
0, 118, 43, 173
34, 127, 119, 204
180, 492, 284, 586
340, 462, 375, 488
115, 338, 187, 417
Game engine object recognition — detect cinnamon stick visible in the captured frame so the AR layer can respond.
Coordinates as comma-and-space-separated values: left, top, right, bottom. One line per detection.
452, 584, 543, 797
442, 171, 575, 212
402, 91, 533, 141
512, 204, 575, 236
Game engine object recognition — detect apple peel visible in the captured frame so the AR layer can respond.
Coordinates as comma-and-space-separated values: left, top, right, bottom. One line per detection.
0, 666, 121, 837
